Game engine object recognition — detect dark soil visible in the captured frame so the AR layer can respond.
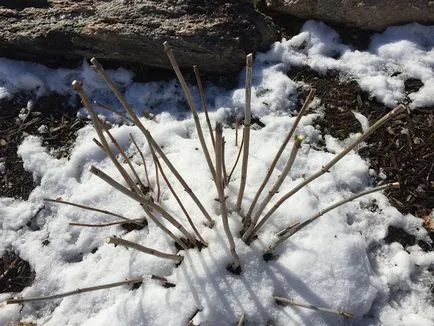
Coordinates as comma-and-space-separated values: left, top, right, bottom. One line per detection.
0, 251, 35, 293
0, 94, 86, 296
0, 93, 85, 200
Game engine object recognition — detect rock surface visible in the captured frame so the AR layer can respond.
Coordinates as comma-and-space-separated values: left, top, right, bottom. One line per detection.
0, 0, 279, 74
266, 0, 434, 31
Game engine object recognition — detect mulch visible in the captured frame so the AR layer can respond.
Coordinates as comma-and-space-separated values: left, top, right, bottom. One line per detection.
289, 66, 434, 250
0, 94, 86, 295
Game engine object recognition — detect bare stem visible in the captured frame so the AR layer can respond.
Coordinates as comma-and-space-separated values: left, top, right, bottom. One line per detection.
164, 42, 216, 180
274, 296, 353, 318
237, 313, 246, 326
130, 133, 153, 192
266, 182, 399, 252
249, 104, 406, 239
149, 138, 207, 245
44, 198, 135, 222
72, 80, 139, 195
235, 119, 241, 147
153, 150, 161, 202
193, 65, 215, 150
227, 136, 244, 184
93, 137, 105, 151
216, 123, 240, 270
222, 137, 228, 187
275, 221, 300, 238
96, 116, 148, 195
242, 135, 305, 241
150, 275, 176, 287
236, 53, 253, 212
89, 57, 214, 227
106, 236, 184, 262
246, 88, 316, 221
95, 101, 134, 123
69, 219, 145, 228
89, 165, 189, 249
3, 278, 144, 305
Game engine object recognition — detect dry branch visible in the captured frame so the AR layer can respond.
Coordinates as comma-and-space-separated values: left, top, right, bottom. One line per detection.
222, 137, 228, 186
274, 296, 353, 318
266, 182, 400, 252
69, 219, 145, 228
96, 116, 148, 195
95, 101, 134, 123
148, 137, 207, 245
215, 122, 240, 271
237, 313, 246, 326
242, 135, 305, 241
245, 88, 316, 221
106, 236, 184, 262
236, 53, 253, 212
130, 133, 152, 192
89, 57, 214, 227
72, 80, 140, 195
44, 198, 136, 222
3, 278, 144, 305
194, 65, 215, 150
164, 42, 216, 180
228, 136, 244, 184
249, 104, 406, 239
89, 165, 189, 249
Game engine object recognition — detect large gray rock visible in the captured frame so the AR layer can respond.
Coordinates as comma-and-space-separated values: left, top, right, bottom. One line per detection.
0, 0, 279, 74
266, 0, 434, 31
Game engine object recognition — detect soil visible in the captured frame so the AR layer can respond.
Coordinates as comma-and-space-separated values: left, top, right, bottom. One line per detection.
0, 94, 87, 296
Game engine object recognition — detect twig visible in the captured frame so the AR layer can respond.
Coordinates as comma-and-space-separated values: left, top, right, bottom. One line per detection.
215, 123, 241, 271
245, 88, 316, 223
153, 147, 161, 202
72, 80, 140, 195
235, 119, 241, 147
237, 313, 246, 326
106, 236, 184, 262
88, 163, 194, 245
248, 104, 406, 239
130, 133, 153, 192
227, 136, 244, 184
274, 296, 353, 318
236, 53, 253, 212
69, 219, 145, 228
242, 135, 305, 241
193, 65, 215, 150
89, 165, 189, 249
96, 115, 148, 195
44, 198, 135, 222
90, 57, 214, 227
149, 137, 207, 245
266, 182, 400, 252
275, 221, 300, 238
95, 101, 134, 123
93, 137, 105, 151
222, 137, 228, 187
142, 205, 189, 250
3, 278, 144, 305
164, 43, 216, 180
150, 275, 176, 288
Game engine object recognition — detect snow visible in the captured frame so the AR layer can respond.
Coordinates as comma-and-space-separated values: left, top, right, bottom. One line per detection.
1, 21, 433, 325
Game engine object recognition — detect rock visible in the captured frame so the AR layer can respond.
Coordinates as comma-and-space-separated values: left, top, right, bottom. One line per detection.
266, 0, 434, 31
0, 0, 279, 74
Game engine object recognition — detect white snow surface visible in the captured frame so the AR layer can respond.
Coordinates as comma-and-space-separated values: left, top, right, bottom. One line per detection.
0, 21, 433, 325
